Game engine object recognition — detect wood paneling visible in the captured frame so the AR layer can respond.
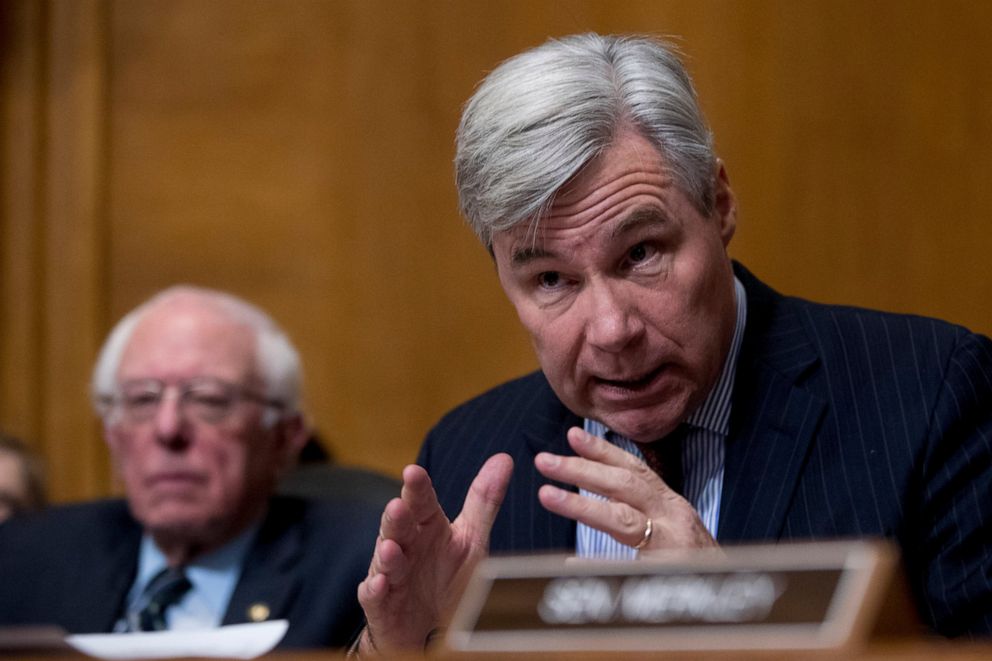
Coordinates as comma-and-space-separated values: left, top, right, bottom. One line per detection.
1, 0, 110, 501
2, 0, 990, 501
0, 0, 44, 445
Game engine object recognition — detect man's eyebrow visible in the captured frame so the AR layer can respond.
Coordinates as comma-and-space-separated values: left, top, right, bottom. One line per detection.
611, 208, 670, 239
508, 209, 668, 266
510, 245, 555, 267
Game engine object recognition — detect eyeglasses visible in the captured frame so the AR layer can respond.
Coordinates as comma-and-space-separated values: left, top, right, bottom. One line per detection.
97, 377, 285, 426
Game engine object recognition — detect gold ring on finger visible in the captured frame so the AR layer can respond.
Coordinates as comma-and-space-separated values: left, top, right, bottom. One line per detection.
633, 517, 653, 550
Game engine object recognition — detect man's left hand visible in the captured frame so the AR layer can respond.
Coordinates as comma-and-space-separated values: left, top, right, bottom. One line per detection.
534, 426, 717, 551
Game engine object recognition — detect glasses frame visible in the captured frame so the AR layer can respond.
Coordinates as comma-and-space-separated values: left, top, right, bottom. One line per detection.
96, 377, 286, 426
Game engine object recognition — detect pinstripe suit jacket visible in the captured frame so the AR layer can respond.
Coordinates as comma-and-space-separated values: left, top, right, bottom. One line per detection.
418, 263, 992, 637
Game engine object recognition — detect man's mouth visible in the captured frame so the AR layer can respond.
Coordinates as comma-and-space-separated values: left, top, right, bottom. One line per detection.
146, 472, 206, 488
592, 365, 664, 391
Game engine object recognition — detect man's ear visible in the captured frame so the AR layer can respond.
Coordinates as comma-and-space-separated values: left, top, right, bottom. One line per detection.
275, 413, 310, 472
102, 423, 128, 489
713, 160, 737, 247
103, 421, 121, 455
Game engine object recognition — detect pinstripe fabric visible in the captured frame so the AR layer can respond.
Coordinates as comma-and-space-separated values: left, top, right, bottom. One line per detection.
418, 263, 992, 637
576, 277, 747, 558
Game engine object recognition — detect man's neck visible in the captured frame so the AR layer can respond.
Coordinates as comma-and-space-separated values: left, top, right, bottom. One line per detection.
149, 504, 268, 566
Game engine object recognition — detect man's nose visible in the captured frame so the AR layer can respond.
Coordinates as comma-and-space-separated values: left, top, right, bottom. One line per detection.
583, 280, 643, 352
153, 390, 188, 446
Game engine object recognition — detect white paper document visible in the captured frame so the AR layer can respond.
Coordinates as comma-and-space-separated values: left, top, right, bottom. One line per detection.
65, 620, 289, 659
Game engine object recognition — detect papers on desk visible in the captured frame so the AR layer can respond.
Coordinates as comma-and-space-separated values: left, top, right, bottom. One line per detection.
64, 620, 289, 659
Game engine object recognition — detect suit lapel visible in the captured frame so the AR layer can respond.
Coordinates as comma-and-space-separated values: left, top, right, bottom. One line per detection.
60, 501, 142, 632
519, 375, 581, 550
719, 265, 826, 542
95, 532, 142, 631
521, 386, 580, 457
223, 499, 303, 626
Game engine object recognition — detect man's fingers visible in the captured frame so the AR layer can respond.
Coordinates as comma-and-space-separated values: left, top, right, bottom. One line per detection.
378, 497, 418, 547
359, 457, 513, 654
399, 464, 446, 524
535, 450, 666, 505
368, 535, 412, 581
453, 453, 513, 547
538, 484, 646, 546
538, 484, 719, 550
358, 570, 390, 611
567, 426, 650, 469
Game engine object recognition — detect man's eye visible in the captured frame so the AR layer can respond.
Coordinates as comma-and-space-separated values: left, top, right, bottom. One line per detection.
628, 243, 650, 263
537, 271, 561, 289
622, 242, 661, 271
190, 393, 231, 409
125, 393, 159, 408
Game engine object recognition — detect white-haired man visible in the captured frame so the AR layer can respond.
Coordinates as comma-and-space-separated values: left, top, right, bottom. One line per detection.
0, 287, 380, 648
356, 33, 992, 652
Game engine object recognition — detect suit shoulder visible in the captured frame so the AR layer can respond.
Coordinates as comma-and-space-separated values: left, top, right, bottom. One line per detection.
736, 263, 988, 391
792, 293, 970, 334
429, 370, 552, 430
0, 499, 131, 540
417, 370, 576, 484
0, 499, 136, 581
737, 262, 980, 357
787, 294, 980, 360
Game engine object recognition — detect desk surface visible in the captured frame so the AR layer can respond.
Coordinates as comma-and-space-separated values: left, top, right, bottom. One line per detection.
7, 640, 992, 661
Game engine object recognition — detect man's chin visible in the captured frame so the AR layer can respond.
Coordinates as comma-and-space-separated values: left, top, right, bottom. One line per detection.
575, 380, 695, 442
137, 505, 217, 540
597, 408, 686, 443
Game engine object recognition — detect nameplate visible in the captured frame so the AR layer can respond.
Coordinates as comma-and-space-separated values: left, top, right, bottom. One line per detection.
445, 540, 913, 652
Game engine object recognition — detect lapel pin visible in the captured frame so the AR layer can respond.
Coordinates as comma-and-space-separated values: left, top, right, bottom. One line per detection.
248, 602, 270, 622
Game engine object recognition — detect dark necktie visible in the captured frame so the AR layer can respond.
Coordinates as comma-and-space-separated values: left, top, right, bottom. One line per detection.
634, 424, 687, 496
136, 566, 192, 632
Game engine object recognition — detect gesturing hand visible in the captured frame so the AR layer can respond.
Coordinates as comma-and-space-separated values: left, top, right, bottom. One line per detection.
356, 453, 513, 653
534, 427, 716, 551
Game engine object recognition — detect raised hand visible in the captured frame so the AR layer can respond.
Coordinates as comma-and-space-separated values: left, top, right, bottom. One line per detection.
534, 427, 716, 551
356, 453, 513, 653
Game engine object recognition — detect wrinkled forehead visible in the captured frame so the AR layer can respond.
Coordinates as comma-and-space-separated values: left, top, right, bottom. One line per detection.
117, 298, 259, 385
495, 129, 678, 251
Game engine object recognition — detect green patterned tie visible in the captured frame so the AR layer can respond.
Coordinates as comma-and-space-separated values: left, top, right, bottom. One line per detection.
137, 567, 192, 632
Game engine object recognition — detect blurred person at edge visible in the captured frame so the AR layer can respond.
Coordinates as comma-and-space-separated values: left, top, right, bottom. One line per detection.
0, 286, 380, 648
0, 433, 46, 522
354, 33, 992, 653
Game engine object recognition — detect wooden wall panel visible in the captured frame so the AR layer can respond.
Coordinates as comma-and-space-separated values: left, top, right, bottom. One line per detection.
1, 0, 109, 502
0, 0, 44, 444
2, 0, 990, 501
40, 0, 110, 500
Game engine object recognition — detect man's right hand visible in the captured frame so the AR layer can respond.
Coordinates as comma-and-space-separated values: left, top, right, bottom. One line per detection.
356, 453, 513, 654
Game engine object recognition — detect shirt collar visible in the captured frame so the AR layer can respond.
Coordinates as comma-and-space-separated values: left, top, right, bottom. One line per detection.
134, 521, 260, 617
684, 275, 747, 436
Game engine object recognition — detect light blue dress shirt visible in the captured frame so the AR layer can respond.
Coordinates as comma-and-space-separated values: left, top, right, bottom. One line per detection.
116, 523, 258, 632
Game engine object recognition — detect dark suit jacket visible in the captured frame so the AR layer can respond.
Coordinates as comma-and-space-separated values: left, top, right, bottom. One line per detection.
418, 263, 992, 637
0, 495, 381, 648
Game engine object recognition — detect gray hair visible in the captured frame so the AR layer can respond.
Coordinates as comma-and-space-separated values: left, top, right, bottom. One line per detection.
90, 286, 303, 420
455, 33, 716, 248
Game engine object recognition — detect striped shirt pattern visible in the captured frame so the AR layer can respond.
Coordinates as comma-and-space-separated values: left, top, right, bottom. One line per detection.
577, 276, 747, 559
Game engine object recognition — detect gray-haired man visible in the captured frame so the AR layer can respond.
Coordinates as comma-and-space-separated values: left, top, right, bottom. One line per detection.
0, 287, 381, 648
356, 33, 992, 651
